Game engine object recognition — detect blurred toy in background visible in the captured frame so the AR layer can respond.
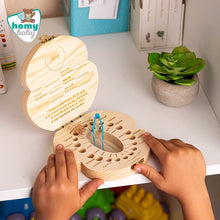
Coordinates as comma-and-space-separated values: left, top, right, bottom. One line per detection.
29, 211, 35, 220
85, 207, 106, 220
160, 201, 169, 214
110, 186, 129, 197
6, 213, 25, 220
0, 198, 34, 220
114, 185, 168, 220
76, 188, 114, 219
69, 213, 82, 220
108, 208, 126, 220
2, 186, 168, 220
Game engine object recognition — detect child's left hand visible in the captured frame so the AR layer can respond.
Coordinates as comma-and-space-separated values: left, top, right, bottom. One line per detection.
32, 145, 104, 220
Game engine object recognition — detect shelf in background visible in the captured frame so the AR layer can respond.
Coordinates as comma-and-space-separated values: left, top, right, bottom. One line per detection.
0, 17, 220, 201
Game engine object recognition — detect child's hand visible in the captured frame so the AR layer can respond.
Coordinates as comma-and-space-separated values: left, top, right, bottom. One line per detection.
134, 132, 206, 201
133, 133, 214, 220
32, 145, 104, 220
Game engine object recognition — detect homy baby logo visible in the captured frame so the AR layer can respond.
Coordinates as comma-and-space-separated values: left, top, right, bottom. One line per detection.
7, 9, 41, 42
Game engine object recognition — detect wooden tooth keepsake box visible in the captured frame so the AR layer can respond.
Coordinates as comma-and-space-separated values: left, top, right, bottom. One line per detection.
20, 35, 150, 180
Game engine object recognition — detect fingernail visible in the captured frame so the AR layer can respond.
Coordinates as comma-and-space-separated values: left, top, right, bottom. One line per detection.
56, 144, 63, 150
97, 179, 104, 186
144, 132, 151, 136
134, 167, 142, 173
66, 148, 72, 152
50, 153, 55, 159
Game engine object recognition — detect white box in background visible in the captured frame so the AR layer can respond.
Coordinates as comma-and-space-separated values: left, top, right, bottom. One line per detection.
167, 0, 185, 47
130, 0, 185, 50
154, 0, 170, 47
140, 0, 156, 49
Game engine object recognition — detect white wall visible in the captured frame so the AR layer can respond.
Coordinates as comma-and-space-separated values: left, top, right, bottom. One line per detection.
5, 0, 63, 18
183, 0, 220, 122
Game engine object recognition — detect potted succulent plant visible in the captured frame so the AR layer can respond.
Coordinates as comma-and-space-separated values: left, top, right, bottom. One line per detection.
148, 46, 205, 107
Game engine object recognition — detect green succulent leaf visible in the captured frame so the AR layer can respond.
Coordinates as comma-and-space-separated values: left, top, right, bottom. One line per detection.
162, 65, 181, 75
173, 52, 186, 62
172, 46, 191, 55
185, 51, 196, 60
174, 78, 195, 86
148, 53, 160, 65
179, 58, 206, 75
159, 57, 173, 68
147, 46, 205, 86
167, 75, 183, 80
175, 52, 196, 67
148, 64, 168, 74
162, 53, 176, 66
153, 72, 171, 81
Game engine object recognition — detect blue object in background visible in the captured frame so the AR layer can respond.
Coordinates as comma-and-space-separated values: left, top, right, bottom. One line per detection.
62, 0, 130, 36
0, 198, 34, 220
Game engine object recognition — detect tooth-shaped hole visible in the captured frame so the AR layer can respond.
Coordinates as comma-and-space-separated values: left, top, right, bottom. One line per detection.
79, 148, 86, 153
95, 156, 103, 161
87, 153, 94, 158
125, 130, 131, 135
116, 125, 123, 130
74, 143, 81, 148
129, 136, 136, 140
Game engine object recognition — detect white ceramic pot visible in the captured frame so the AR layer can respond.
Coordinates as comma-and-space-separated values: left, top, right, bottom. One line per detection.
151, 74, 200, 107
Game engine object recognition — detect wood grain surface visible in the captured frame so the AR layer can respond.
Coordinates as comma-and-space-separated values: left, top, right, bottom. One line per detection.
20, 36, 98, 131
54, 110, 150, 180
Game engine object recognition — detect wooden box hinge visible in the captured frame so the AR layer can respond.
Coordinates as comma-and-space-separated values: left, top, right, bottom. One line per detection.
38, 35, 57, 44
57, 113, 85, 131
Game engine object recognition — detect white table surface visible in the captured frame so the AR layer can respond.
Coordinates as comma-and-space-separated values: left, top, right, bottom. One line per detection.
0, 17, 220, 201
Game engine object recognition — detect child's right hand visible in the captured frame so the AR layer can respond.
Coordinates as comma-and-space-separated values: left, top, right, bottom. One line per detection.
133, 133, 215, 220
134, 132, 206, 201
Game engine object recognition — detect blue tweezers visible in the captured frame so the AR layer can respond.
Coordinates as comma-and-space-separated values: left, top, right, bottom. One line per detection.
92, 113, 104, 150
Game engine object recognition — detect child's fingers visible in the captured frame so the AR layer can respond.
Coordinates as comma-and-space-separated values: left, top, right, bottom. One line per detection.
33, 166, 46, 188
133, 164, 164, 189
45, 154, 55, 182
65, 149, 78, 183
157, 139, 177, 151
170, 139, 198, 150
144, 133, 168, 162
55, 145, 67, 181
169, 138, 186, 147
79, 179, 104, 206
169, 139, 197, 151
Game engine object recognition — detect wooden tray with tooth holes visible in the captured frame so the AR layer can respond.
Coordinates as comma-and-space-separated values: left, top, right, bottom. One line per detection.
20, 35, 150, 180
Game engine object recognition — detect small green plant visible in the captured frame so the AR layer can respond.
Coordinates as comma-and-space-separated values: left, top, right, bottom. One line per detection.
148, 46, 205, 86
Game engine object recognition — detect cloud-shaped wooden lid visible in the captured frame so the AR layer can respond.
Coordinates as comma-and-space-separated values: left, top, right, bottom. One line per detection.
20, 36, 98, 131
